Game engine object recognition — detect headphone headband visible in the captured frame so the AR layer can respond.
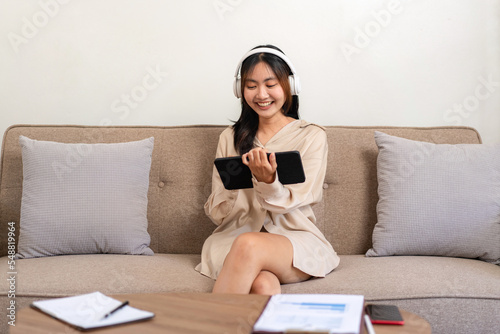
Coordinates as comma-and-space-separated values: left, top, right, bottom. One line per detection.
233, 47, 298, 78
233, 47, 301, 98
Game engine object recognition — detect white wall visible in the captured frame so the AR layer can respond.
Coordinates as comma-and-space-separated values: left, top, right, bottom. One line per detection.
1, 0, 499, 148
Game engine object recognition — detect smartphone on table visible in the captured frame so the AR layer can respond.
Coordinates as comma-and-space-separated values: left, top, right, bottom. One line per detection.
365, 304, 404, 325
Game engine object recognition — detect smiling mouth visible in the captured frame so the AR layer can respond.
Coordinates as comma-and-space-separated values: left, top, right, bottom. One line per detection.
257, 101, 273, 107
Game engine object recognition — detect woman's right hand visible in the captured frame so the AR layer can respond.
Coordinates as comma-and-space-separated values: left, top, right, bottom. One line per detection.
242, 148, 277, 184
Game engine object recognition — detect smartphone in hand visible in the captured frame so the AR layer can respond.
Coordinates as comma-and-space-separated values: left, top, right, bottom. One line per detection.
365, 304, 404, 325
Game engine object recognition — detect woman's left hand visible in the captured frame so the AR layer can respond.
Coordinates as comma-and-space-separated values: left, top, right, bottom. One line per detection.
242, 148, 277, 184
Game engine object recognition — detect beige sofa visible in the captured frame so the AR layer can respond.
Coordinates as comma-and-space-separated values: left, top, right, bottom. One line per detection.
1, 124, 499, 334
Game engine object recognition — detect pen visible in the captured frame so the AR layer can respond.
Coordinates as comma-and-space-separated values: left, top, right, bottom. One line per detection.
364, 314, 376, 334
101, 300, 129, 320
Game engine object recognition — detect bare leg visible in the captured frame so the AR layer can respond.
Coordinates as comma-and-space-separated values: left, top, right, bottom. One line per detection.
212, 232, 311, 295
250, 270, 281, 295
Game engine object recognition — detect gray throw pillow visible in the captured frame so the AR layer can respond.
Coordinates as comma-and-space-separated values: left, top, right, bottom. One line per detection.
366, 131, 500, 264
17, 136, 154, 259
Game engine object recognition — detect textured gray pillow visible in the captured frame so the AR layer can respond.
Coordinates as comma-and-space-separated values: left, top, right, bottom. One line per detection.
17, 136, 154, 259
366, 131, 500, 264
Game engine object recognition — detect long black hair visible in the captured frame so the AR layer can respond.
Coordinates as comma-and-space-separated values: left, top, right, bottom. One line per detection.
232, 45, 300, 155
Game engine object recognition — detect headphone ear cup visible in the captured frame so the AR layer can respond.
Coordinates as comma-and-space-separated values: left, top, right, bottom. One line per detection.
289, 75, 301, 96
233, 77, 242, 98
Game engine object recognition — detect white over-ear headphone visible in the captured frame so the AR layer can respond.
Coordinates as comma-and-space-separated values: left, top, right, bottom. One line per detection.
233, 47, 301, 99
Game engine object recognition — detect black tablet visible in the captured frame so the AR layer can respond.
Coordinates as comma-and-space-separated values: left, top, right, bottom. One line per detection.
214, 150, 306, 190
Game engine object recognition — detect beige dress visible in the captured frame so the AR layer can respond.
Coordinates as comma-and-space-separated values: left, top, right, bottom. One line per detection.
195, 119, 340, 280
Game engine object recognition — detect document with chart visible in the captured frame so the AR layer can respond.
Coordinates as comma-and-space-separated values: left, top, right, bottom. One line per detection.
253, 294, 364, 334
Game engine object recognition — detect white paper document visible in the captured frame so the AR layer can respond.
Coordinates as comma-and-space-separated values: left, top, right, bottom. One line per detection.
253, 294, 364, 334
31, 291, 154, 330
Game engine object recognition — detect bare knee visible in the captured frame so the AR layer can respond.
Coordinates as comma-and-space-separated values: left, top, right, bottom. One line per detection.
227, 233, 262, 264
232, 232, 261, 250
250, 271, 281, 295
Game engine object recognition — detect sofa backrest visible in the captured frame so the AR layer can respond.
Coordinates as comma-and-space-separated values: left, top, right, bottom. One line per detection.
0, 125, 481, 256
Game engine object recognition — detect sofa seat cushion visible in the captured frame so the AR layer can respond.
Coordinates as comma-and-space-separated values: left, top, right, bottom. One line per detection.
0, 254, 214, 298
1, 254, 498, 334
6, 254, 497, 301
282, 255, 500, 300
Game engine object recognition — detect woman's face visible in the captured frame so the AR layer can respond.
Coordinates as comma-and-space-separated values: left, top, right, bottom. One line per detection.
243, 61, 286, 122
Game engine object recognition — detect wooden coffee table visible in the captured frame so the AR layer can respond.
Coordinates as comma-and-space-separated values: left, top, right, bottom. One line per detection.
11, 293, 431, 333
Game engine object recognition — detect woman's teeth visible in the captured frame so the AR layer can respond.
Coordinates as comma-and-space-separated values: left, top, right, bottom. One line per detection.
257, 102, 272, 107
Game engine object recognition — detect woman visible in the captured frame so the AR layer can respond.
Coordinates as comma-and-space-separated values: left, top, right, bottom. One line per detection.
195, 45, 339, 294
